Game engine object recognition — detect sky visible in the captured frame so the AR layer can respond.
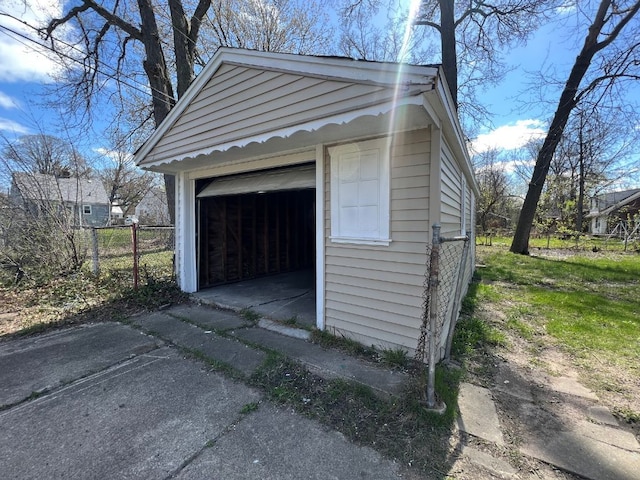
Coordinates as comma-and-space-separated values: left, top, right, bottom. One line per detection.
0, 0, 638, 190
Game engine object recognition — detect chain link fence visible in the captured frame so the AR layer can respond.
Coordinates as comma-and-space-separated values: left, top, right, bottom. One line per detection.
90, 225, 174, 287
414, 224, 471, 409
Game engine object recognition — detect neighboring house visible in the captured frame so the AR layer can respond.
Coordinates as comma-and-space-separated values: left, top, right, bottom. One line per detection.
587, 188, 640, 235
135, 48, 478, 357
10, 172, 110, 227
110, 203, 124, 222
134, 187, 170, 225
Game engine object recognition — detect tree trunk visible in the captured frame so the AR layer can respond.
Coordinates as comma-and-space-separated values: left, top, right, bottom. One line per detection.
439, 0, 458, 108
577, 151, 585, 232
168, 0, 195, 99
137, 0, 177, 224
510, 0, 613, 254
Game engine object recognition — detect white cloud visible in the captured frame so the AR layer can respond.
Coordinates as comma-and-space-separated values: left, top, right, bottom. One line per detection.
0, 91, 19, 109
0, 1, 66, 82
0, 117, 30, 134
94, 147, 134, 165
470, 119, 547, 155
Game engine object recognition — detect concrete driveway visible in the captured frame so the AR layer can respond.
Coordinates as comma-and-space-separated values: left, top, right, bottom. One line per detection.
0, 322, 405, 479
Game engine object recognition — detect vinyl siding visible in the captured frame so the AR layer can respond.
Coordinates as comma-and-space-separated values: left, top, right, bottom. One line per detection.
150, 65, 394, 163
324, 129, 430, 352
440, 140, 462, 236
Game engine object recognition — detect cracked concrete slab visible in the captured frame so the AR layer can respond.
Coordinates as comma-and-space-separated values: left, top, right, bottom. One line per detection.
462, 446, 517, 479
233, 326, 407, 397
0, 323, 159, 408
547, 375, 598, 400
573, 421, 640, 452
587, 406, 619, 426
457, 383, 504, 445
165, 304, 250, 331
174, 403, 404, 480
521, 430, 640, 480
0, 348, 261, 480
131, 312, 266, 376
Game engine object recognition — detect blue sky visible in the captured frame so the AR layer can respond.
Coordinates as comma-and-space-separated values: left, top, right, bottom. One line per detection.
0, 1, 638, 189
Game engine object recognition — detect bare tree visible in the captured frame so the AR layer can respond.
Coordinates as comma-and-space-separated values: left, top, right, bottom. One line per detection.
35, 0, 335, 226
413, 0, 557, 110
204, 0, 333, 54
95, 132, 156, 221
548, 106, 637, 232
474, 149, 519, 233
0, 135, 97, 283
510, 0, 640, 254
338, 1, 436, 63
2, 133, 90, 178
339, 0, 557, 131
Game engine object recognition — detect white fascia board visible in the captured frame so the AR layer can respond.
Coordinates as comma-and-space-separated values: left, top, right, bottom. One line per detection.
223, 49, 438, 87
135, 47, 438, 167
139, 95, 428, 171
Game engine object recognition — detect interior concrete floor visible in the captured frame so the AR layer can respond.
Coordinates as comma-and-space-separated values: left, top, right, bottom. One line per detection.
192, 269, 316, 329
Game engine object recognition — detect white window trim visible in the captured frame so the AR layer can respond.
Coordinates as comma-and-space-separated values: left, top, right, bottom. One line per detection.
83, 204, 92, 215
328, 137, 391, 245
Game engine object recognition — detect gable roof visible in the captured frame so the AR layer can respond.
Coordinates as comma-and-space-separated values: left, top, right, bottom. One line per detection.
11, 173, 110, 205
135, 48, 469, 170
587, 188, 640, 219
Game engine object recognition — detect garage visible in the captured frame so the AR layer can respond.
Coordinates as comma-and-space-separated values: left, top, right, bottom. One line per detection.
196, 164, 316, 289
136, 47, 477, 354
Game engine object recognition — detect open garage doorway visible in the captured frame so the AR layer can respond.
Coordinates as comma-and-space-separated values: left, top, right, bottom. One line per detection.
194, 164, 317, 328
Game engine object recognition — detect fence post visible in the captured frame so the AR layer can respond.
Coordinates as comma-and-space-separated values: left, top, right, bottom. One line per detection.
426, 224, 442, 410
91, 228, 100, 276
131, 223, 139, 290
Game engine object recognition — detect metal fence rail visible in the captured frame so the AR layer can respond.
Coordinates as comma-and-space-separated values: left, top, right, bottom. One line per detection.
90, 225, 174, 287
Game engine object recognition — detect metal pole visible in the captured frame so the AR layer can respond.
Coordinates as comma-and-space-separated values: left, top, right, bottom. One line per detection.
91, 228, 100, 276
426, 224, 441, 409
131, 223, 139, 290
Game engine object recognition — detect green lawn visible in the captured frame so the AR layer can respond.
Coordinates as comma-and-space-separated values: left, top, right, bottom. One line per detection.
476, 248, 640, 369
478, 234, 640, 253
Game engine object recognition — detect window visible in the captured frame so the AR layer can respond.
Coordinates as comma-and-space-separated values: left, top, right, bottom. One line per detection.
329, 137, 391, 245
83, 205, 92, 215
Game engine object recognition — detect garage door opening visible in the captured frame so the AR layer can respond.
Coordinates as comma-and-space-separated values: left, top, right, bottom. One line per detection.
196, 163, 316, 287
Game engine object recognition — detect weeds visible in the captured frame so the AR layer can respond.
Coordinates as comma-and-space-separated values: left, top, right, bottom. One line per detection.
309, 329, 379, 362
380, 347, 409, 369
239, 308, 260, 323
240, 402, 260, 414
250, 354, 462, 477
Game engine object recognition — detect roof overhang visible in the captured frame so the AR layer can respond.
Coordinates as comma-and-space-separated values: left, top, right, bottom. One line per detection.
134, 47, 477, 196
140, 99, 432, 174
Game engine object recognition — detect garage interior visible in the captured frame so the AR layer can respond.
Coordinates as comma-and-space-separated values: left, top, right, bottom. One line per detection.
194, 164, 317, 327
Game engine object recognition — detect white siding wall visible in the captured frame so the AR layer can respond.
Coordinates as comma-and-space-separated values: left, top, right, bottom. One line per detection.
324, 129, 430, 352
440, 140, 462, 237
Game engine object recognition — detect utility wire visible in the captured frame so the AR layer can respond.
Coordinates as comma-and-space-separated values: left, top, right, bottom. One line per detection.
0, 12, 176, 108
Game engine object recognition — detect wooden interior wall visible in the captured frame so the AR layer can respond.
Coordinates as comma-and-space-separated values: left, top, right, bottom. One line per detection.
198, 189, 315, 288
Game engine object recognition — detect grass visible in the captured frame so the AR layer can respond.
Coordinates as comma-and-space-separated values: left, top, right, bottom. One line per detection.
477, 234, 640, 253
250, 354, 463, 477
476, 248, 640, 368
473, 243, 640, 431
310, 328, 380, 362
